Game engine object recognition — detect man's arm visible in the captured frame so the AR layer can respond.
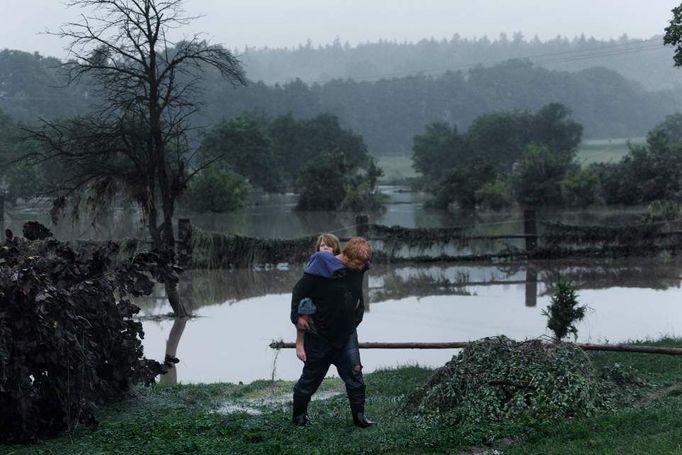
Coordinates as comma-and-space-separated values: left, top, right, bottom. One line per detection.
354, 295, 364, 326
353, 270, 366, 326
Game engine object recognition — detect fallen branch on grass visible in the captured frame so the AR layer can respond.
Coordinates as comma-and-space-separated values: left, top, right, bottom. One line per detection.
268, 340, 682, 355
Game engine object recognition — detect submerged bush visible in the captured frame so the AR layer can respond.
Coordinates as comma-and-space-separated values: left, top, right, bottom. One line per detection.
181, 167, 250, 213
0, 225, 166, 442
405, 336, 615, 424
642, 200, 682, 224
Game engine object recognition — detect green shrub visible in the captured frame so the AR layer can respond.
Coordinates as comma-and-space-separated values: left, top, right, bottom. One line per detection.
543, 281, 587, 341
642, 200, 682, 224
0, 225, 165, 442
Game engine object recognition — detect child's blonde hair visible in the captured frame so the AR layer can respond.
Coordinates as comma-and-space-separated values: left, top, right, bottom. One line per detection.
315, 233, 341, 254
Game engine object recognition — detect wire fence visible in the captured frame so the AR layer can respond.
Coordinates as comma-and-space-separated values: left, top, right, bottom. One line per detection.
186, 210, 682, 268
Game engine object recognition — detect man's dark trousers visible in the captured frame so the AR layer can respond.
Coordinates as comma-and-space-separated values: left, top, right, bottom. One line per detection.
293, 330, 364, 406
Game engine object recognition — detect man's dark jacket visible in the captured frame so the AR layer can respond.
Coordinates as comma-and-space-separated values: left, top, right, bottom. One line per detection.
290, 252, 365, 347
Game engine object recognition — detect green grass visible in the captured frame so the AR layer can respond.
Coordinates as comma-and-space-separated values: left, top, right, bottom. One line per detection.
375, 155, 418, 183
575, 137, 646, 165
507, 337, 682, 455
375, 138, 648, 181
505, 402, 682, 454
4, 340, 682, 454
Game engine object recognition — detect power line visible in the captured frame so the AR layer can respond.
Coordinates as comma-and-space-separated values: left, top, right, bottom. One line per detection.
308, 40, 668, 86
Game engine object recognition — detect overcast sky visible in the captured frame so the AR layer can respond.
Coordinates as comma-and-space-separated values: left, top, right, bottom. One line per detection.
0, 0, 678, 58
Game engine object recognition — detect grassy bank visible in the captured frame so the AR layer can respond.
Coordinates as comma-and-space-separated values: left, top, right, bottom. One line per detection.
4, 338, 682, 454
375, 155, 418, 183
575, 137, 646, 165
375, 138, 647, 185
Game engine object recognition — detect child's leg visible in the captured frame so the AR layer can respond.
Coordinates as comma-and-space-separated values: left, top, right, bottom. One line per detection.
295, 328, 306, 362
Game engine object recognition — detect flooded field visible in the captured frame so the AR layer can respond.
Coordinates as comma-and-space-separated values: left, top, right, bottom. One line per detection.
4, 185, 646, 241
6, 186, 671, 384
137, 257, 682, 384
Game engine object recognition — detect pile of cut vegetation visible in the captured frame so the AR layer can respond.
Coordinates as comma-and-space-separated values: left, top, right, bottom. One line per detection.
405, 336, 645, 424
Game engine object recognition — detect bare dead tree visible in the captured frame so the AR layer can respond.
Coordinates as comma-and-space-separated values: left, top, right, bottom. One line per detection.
27, 0, 246, 316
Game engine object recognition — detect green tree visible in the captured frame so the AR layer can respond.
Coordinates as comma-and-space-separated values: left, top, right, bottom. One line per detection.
466, 104, 581, 171
197, 113, 282, 192
594, 130, 682, 205
653, 113, 682, 143
0, 109, 48, 204
476, 175, 513, 210
181, 168, 249, 213
530, 103, 582, 156
561, 167, 599, 207
341, 158, 387, 212
411, 122, 466, 181
412, 103, 583, 209
433, 159, 497, 210
466, 111, 532, 170
664, 4, 682, 68
27, 0, 245, 317
296, 151, 385, 212
270, 113, 369, 185
511, 144, 573, 207
0, 49, 90, 122
296, 154, 348, 210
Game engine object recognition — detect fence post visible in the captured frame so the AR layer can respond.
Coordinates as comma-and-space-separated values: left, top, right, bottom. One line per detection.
0, 193, 4, 240
177, 218, 192, 267
524, 209, 537, 252
525, 263, 537, 307
355, 214, 369, 238
353, 214, 371, 311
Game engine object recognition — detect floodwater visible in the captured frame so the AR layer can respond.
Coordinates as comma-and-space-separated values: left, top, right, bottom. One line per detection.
4, 185, 646, 241
6, 186, 674, 384
137, 256, 682, 384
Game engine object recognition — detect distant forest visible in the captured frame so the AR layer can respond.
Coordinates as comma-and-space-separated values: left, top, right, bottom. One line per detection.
2, 34, 682, 155
239, 34, 679, 91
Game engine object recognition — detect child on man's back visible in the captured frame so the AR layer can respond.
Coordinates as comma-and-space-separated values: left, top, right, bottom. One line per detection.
295, 233, 341, 362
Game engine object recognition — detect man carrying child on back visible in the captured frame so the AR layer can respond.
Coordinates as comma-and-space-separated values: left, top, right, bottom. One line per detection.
289, 236, 375, 428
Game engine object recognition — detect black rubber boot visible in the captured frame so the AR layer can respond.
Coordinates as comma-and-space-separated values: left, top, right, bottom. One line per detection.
351, 403, 376, 428
347, 386, 376, 428
292, 394, 311, 426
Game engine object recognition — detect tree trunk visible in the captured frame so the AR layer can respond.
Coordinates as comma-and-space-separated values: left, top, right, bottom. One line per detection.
159, 317, 188, 385
160, 191, 189, 317
147, 195, 189, 318
165, 278, 189, 318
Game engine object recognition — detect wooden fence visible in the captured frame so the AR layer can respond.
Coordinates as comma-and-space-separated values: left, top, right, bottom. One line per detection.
186, 210, 682, 268
4, 201, 681, 268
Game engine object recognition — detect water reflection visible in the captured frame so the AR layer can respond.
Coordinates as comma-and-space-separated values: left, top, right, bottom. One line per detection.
5, 186, 648, 241
138, 256, 682, 384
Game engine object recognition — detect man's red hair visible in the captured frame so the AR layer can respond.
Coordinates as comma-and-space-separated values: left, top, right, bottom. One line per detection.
343, 237, 371, 262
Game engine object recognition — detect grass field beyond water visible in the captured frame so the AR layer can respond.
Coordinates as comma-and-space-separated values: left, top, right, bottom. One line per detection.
5, 338, 682, 454
376, 137, 647, 184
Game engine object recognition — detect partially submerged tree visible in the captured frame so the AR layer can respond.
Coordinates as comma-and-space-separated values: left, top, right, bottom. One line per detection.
511, 144, 575, 207
412, 103, 582, 210
27, 0, 246, 316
